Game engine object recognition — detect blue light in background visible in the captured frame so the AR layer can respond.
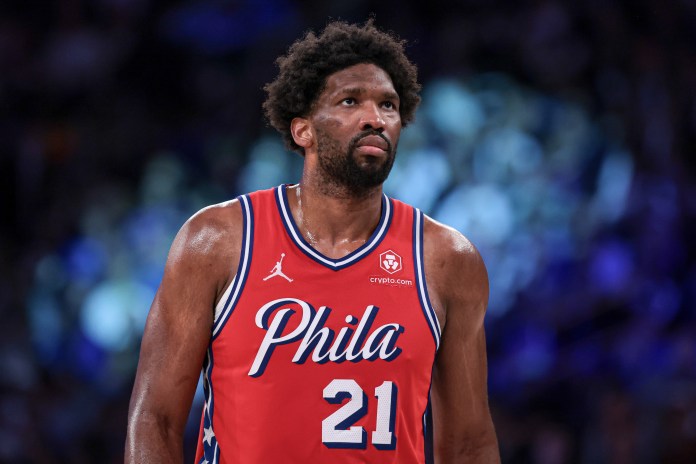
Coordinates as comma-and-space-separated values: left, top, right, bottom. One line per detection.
160, 0, 298, 54
62, 237, 109, 286
472, 127, 543, 182
238, 135, 302, 192
508, 323, 558, 381
27, 291, 64, 365
422, 79, 485, 140
80, 279, 154, 352
588, 239, 634, 295
384, 147, 451, 213
591, 150, 633, 223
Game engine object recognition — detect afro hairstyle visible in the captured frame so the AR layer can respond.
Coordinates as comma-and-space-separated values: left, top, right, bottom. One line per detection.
263, 19, 421, 154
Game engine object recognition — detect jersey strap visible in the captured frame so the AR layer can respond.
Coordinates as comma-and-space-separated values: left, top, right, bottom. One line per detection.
212, 194, 254, 339
413, 208, 442, 349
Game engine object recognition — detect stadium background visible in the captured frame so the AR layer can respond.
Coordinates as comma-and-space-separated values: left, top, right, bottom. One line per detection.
2, 0, 695, 462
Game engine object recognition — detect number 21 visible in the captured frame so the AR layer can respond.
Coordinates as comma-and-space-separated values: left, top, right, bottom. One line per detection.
322, 379, 398, 450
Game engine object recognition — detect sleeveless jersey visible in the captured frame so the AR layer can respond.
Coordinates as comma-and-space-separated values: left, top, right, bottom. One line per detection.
195, 185, 441, 464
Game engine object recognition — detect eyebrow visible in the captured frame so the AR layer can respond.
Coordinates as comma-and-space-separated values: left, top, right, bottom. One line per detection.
339, 87, 400, 101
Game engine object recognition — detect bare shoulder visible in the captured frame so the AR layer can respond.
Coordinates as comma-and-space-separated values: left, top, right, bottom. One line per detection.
174, 199, 242, 256
422, 214, 487, 277
422, 214, 489, 330
182, 199, 242, 244
167, 199, 244, 298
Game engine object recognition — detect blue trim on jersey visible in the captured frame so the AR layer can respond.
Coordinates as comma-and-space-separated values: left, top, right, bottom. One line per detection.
275, 184, 393, 270
423, 393, 434, 464
413, 208, 441, 349
201, 348, 220, 464
212, 194, 254, 339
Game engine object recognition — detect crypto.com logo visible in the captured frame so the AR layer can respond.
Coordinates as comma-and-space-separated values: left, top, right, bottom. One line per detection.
379, 250, 402, 274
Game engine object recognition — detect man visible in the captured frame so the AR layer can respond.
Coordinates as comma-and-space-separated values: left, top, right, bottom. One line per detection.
126, 20, 499, 463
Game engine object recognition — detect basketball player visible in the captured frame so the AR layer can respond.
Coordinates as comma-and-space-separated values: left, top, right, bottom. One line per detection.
126, 20, 500, 463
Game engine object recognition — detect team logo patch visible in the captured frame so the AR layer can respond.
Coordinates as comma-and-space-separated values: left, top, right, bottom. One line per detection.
380, 250, 402, 274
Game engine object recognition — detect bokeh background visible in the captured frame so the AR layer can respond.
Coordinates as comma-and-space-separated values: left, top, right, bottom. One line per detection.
2, 0, 696, 462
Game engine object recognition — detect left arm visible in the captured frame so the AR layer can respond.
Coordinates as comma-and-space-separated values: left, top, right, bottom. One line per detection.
424, 218, 500, 463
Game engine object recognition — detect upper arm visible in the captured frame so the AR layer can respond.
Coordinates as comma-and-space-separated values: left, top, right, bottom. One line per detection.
424, 218, 500, 463
126, 201, 242, 459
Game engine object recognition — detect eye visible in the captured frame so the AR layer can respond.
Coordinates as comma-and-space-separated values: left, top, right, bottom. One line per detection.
382, 101, 397, 110
341, 98, 356, 106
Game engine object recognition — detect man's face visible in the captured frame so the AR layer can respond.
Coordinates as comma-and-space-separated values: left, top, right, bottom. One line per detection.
308, 63, 402, 195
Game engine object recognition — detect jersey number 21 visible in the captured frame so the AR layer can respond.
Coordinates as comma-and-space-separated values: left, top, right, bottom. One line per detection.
322, 379, 397, 450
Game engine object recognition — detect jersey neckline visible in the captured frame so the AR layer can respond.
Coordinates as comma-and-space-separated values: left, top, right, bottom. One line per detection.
274, 184, 393, 271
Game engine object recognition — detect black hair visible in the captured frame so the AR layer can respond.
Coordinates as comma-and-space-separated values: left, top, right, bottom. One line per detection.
263, 19, 421, 153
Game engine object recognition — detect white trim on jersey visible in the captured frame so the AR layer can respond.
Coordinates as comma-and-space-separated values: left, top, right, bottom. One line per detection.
213, 276, 234, 325
212, 194, 253, 337
414, 209, 442, 349
276, 185, 392, 269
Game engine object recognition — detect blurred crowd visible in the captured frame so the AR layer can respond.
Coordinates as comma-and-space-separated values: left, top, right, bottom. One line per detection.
2, 0, 695, 463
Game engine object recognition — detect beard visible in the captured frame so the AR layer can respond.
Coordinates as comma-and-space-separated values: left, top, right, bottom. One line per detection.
315, 128, 396, 198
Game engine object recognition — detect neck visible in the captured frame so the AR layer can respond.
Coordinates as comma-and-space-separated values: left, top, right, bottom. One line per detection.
287, 180, 384, 259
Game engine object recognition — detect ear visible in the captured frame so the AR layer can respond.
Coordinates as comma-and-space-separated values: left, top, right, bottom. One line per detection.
290, 117, 314, 149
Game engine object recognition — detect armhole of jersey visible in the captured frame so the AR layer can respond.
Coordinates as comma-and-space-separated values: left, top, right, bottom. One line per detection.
413, 208, 442, 350
212, 194, 254, 339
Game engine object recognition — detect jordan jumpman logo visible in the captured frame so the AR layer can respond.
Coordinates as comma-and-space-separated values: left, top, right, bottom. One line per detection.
263, 253, 293, 282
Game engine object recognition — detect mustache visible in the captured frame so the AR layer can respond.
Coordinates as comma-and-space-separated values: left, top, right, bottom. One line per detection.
348, 129, 393, 155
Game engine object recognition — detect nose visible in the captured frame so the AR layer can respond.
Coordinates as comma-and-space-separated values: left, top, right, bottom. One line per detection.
359, 102, 385, 132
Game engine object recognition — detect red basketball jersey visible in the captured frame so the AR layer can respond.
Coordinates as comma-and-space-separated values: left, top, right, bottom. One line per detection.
195, 185, 441, 463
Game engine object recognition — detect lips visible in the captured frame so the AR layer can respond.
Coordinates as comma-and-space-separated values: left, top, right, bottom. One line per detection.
356, 134, 389, 151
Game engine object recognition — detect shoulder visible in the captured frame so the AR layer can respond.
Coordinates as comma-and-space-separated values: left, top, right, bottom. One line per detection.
166, 199, 244, 296
422, 214, 486, 275
421, 214, 489, 328
174, 199, 243, 255
186, 199, 243, 237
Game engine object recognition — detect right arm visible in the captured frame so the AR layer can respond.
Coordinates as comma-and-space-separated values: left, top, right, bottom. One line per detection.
125, 201, 242, 463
